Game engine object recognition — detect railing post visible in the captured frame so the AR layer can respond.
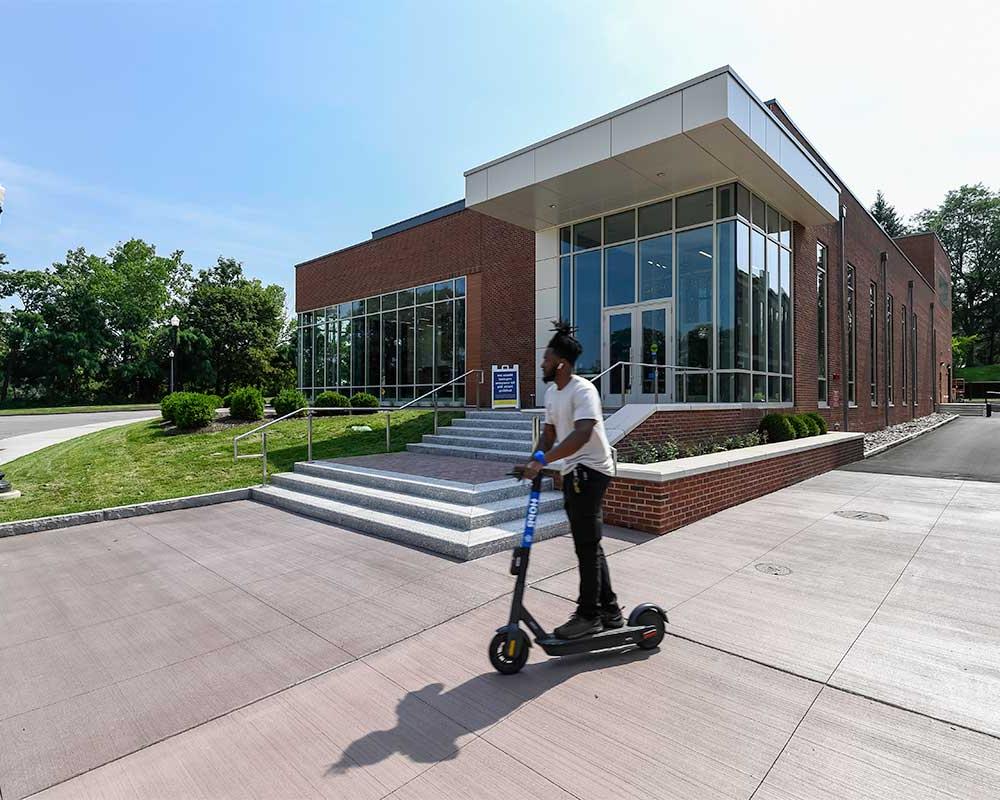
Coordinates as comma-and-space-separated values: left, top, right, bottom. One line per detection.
261, 431, 268, 486
433, 392, 439, 434
306, 409, 313, 462
476, 374, 481, 409
621, 362, 626, 409
654, 365, 660, 405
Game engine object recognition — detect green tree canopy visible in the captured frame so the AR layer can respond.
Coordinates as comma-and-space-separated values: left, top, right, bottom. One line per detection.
870, 190, 909, 237
913, 184, 1000, 362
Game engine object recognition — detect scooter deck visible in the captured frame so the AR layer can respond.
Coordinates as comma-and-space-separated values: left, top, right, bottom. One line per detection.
536, 624, 658, 656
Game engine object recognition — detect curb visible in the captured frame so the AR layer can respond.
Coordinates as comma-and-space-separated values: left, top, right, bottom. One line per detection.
0, 487, 251, 539
863, 414, 958, 459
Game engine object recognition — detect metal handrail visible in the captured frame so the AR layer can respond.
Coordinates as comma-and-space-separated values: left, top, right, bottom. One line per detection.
587, 361, 713, 406
233, 406, 323, 486
382, 369, 485, 452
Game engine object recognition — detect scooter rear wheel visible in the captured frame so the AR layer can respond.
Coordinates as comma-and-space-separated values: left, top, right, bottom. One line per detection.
632, 608, 666, 650
489, 630, 529, 674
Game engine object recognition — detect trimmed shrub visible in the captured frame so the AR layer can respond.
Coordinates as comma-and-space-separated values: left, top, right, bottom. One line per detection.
171, 393, 217, 430
759, 413, 796, 443
801, 414, 821, 437
160, 392, 182, 422
788, 414, 810, 439
626, 439, 680, 464
349, 391, 379, 409
222, 393, 233, 409
805, 411, 829, 434
315, 390, 350, 409
206, 395, 224, 410
273, 388, 307, 418
228, 386, 264, 421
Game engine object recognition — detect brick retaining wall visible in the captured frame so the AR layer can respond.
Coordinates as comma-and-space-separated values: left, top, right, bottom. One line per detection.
600, 435, 863, 535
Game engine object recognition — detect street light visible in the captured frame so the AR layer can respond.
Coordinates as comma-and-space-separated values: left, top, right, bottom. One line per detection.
169, 315, 180, 393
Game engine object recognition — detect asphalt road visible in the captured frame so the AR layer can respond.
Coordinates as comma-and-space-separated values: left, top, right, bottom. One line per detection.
0, 410, 160, 440
840, 416, 1000, 482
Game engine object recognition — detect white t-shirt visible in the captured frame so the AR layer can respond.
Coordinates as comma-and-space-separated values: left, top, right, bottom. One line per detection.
544, 375, 614, 476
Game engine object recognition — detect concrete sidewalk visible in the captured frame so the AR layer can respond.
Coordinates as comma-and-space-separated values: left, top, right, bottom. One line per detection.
2, 471, 1000, 798
0, 412, 160, 464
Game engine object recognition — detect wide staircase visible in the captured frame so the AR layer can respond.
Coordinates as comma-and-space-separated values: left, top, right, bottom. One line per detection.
407, 409, 539, 461
251, 410, 568, 560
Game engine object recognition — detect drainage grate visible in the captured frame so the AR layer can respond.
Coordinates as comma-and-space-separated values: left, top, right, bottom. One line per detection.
755, 563, 791, 576
835, 510, 889, 522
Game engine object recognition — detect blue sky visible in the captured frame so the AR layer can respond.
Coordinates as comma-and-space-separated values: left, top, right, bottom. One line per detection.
1, 0, 997, 311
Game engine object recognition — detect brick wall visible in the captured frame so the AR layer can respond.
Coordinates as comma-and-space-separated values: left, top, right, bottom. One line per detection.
295, 209, 535, 406
768, 101, 951, 432
601, 436, 863, 534
617, 407, 774, 450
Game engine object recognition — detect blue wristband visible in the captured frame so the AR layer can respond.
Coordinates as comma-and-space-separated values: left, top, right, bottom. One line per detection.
532, 450, 548, 466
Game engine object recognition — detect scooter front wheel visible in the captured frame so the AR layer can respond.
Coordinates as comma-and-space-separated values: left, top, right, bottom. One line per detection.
489, 630, 530, 674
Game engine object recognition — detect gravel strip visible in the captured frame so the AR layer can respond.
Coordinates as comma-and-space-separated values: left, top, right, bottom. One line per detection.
863, 412, 957, 456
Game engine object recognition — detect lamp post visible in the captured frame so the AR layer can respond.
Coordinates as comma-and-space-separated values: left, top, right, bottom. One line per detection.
169, 315, 180, 392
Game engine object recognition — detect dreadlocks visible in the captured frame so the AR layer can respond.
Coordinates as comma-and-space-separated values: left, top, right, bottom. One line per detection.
547, 320, 583, 365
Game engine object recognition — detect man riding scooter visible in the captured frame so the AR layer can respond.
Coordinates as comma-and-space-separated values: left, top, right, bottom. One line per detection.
521, 321, 621, 639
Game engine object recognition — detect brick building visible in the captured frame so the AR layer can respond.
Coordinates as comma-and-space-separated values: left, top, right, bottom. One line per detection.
295, 66, 951, 435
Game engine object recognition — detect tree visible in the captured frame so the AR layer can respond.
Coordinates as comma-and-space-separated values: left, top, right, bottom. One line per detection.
870, 190, 909, 237
952, 334, 980, 368
913, 184, 1000, 362
183, 257, 287, 395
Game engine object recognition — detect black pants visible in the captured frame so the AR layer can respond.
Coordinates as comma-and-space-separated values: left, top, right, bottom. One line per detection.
562, 465, 617, 619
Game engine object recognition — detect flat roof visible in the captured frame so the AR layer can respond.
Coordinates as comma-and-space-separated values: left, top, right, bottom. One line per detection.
371, 199, 465, 240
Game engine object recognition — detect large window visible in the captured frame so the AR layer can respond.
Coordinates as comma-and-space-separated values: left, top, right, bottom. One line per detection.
901, 304, 908, 404
847, 265, 856, 405
912, 312, 918, 406
297, 277, 467, 404
869, 282, 878, 406
556, 182, 792, 404
817, 242, 828, 403
887, 295, 894, 404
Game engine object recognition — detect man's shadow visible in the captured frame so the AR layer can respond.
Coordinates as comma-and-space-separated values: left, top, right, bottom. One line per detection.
328, 645, 658, 775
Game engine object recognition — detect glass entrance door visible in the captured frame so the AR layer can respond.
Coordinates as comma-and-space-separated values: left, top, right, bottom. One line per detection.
602, 303, 673, 406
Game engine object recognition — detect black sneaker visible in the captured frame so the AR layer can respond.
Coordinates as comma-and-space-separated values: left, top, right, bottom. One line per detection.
554, 613, 602, 640
600, 606, 625, 630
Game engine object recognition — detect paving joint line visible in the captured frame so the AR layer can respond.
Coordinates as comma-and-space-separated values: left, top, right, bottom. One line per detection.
747, 684, 823, 798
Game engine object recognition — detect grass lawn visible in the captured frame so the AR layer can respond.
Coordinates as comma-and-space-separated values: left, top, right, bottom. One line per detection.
0, 409, 462, 523
0, 403, 161, 416
954, 365, 1000, 382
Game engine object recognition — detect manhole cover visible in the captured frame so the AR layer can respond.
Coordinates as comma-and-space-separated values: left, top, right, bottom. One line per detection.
835, 510, 889, 522
755, 563, 791, 576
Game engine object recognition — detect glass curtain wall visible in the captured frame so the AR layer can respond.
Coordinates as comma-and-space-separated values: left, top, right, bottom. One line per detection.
297, 277, 467, 404
557, 181, 793, 403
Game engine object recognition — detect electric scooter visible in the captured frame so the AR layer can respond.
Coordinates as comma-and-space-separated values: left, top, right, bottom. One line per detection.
489, 470, 668, 675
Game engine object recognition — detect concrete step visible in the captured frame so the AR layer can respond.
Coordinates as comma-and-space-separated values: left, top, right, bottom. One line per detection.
293, 461, 539, 505
251, 485, 569, 560
407, 442, 532, 463
940, 403, 986, 417
466, 410, 534, 421
423, 433, 535, 451
450, 418, 536, 431
270, 471, 563, 530
438, 425, 534, 442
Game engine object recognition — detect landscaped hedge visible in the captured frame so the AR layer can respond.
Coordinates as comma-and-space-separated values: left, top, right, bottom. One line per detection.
228, 386, 264, 421
805, 411, 828, 434
349, 392, 379, 409
621, 431, 765, 464
315, 391, 350, 408
759, 413, 797, 443
788, 414, 810, 438
272, 388, 307, 418
172, 393, 218, 430
161, 391, 221, 423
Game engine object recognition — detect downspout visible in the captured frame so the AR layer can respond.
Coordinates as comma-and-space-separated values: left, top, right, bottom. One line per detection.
908, 280, 915, 420
839, 204, 849, 433
881, 251, 889, 429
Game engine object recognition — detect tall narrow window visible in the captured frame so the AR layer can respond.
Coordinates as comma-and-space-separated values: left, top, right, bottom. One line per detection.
886, 295, 894, 404
869, 282, 878, 405
901, 305, 908, 404
846, 265, 856, 405
912, 313, 918, 406
817, 243, 828, 402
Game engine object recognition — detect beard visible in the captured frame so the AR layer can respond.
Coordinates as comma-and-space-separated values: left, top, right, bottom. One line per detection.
542, 367, 557, 383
